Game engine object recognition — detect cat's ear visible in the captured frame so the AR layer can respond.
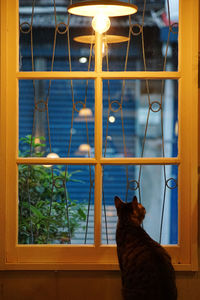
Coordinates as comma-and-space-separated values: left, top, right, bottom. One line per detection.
114, 196, 123, 209
132, 196, 138, 208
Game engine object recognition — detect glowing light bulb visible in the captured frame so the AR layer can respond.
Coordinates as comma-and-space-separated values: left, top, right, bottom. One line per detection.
46, 152, 59, 159
79, 108, 93, 117
92, 14, 110, 34
43, 152, 59, 168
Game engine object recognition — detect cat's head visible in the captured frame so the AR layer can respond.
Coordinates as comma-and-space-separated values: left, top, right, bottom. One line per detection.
114, 196, 146, 226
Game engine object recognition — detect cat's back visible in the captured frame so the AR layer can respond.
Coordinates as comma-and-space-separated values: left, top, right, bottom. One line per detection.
114, 196, 177, 300
117, 225, 177, 300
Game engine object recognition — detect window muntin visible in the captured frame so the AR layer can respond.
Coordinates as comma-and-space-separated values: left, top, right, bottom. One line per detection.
19, 79, 178, 246
0, 0, 198, 269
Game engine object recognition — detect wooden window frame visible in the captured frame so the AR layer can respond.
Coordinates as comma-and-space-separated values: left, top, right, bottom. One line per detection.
0, 0, 199, 270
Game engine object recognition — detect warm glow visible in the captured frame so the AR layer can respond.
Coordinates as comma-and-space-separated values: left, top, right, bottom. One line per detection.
93, 42, 107, 57
43, 152, 59, 168
69, 1, 137, 34
34, 137, 41, 144
74, 35, 129, 44
78, 144, 91, 152
79, 108, 93, 117
92, 14, 110, 33
68, 1, 138, 17
46, 153, 59, 159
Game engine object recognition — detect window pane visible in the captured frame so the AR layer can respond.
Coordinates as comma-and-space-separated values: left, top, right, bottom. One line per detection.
102, 0, 179, 71
19, 0, 95, 71
103, 79, 178, 158
19, 0, 179, 72
19, 80, 94, 158
102, 165, 178, 245
18, 164, 94, 244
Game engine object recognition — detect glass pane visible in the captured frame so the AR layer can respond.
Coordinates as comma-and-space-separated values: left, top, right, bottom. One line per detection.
18, 164, 94, 244
19, 80, 94, 158
102, 0, 179, 71
103, 80, 178, 158
19, 0, 179, 72
102, 165, 178, 245
19, 0, 95, 71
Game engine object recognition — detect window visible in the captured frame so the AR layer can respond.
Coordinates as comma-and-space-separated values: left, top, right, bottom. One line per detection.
0, 0, 198, 270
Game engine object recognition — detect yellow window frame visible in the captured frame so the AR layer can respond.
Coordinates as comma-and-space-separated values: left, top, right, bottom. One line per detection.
0, 0, 199, 270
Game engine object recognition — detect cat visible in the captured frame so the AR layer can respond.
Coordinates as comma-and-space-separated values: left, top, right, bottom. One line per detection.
115, 195, 177, 300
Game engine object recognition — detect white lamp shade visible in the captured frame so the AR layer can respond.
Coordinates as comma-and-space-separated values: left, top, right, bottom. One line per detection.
68, 1, 138, 17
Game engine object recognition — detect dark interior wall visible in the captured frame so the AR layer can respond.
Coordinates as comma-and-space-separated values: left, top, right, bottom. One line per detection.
0, 269, 200, 300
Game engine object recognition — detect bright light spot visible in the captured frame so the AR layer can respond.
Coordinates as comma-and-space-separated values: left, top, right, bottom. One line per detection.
109, 116, 115, 123
46, 153, 59, 159
107, 136, 112, 141
92, 14, 110, 34
78, 144, 91, 152
43, 152, 60, 168
79, 57, 87, 63
102, 42, 105, 55
79, 108, 93, 117
34, 137, 41, 144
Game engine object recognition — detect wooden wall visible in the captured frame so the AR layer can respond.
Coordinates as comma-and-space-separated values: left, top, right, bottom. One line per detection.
0, 269, 200, 300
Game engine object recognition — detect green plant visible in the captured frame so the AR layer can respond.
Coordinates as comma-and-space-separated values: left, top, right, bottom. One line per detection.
18, 135, 86, 244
